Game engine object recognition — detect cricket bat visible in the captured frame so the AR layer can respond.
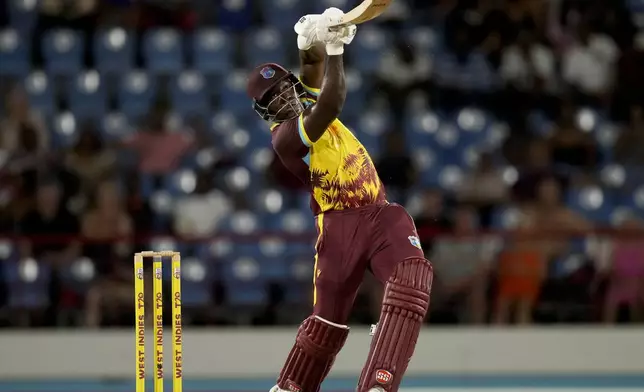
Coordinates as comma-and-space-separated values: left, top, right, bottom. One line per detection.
328, 0, 393, 27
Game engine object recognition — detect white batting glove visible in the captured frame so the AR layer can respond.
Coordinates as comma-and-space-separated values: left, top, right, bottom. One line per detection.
294, 14, 321, 50
316, 7, 355, 55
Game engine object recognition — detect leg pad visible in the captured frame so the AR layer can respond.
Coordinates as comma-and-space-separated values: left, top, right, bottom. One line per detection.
277, 316, 349, 392
357, 257, 433, 391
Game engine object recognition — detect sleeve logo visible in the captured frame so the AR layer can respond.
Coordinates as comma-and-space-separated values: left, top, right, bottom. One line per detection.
408, 235, 421, 249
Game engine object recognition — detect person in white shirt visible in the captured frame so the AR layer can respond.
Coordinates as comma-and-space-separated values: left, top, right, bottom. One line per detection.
562, 23, 619, 106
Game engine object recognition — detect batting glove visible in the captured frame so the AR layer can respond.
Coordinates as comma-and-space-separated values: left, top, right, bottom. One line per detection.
315, 7, 357, 55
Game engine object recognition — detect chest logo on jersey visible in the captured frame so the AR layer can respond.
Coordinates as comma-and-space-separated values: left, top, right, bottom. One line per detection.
408, 235, 422, 249
260, 66, 275, 79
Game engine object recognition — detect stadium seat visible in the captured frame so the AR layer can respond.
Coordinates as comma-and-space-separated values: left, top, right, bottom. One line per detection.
118, 70, 157, 119
404, 110, 441, 150
94, 28, 134, 74
50, 112, 78, 148
243, 28, 286, 66
58, 258, 96, 295
68, 70, 108, 119
24, 71, 55, 116
177, 258, 213, 307
170, 71, 208, 116
347, 26, 389, 73
566, 186, 614, 224
7, 0, 38, 34
1, 259, 51, 310
222, 257, 268, 306
100, 112, 134, 141
42, 29, 84, 76
344, 68, 368, 113
260, 0, 307, 32
218, 69, 250, 114
0, 28, 30, 76
403, 26, 441, 54
192, 29, 232, 74
143, 29, 184, 74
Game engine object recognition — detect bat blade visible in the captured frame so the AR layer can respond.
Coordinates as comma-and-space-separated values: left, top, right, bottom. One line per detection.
329, 0, 393, 27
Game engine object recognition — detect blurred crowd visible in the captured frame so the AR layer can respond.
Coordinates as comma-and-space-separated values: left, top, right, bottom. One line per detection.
0, 0, 643, 328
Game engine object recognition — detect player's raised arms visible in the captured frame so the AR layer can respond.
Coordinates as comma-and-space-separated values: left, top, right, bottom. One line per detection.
294, 12, 355, 143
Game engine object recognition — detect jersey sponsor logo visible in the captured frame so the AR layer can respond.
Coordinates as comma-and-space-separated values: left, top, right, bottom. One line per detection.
376, 369, 393, 384
408, 235, 421, 249
285, 380, 301, 392
260, 66, 276, 79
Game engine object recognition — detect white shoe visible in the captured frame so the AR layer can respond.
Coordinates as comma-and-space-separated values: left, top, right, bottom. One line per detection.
269, 385, 288, 392
368, 388, 385, 392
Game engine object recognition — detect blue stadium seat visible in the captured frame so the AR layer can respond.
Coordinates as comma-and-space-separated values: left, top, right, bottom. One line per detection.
404, 110, 441, 150
566, 186, 614, 224
220, 210, 260, 234
8, 0, 38, 34
94, 28, 134, 74
42, 29, 84, 76
170, 71, 208, 116
24, 71, 55, 116
243, 28, 286, 65
344, 68, 368, 113
1, 259, 51, 309
0, 28, 30, 76
179, 258, 214, 307
219, 70, 251, 114
59, 258, 96, 294
193, 29, 232, 74
347, 26, 389, 73
143, 29, 183, 74
351, 110, 392, 159
50, 112, 79, 148
403, 26, 441, 54
260, 0, 307, 32
222, 258, 268, 306
68, 70, 107, 119
491, 206, 522, 229
118, 71, 157, 119
100, 112, 134, 141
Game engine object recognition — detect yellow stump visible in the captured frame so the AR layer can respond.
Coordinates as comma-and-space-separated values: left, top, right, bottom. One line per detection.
153, 255, 164, 392
134, 254, 146, 392
171, 253, 183, 392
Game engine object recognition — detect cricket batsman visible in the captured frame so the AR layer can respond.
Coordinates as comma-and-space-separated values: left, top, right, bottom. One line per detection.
246, 8, 433, 392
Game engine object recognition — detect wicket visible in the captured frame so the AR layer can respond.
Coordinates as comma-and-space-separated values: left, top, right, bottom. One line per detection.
134, 251, 183, 392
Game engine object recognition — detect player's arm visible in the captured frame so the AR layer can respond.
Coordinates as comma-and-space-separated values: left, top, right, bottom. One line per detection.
301, 52, 346, 143
299, 43, 325, 92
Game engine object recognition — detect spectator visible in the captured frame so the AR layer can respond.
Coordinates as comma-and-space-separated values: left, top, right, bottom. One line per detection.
376, 133, 416, 202
603, 217, 644, 323
500, 28, 557, 122
1, 86, 49, 155
122, 100, 194, 177
376, 38, 431, 122
614, 105, 644, 166
433, 26, 500, 113
65, 123, 117, 192
17, 177, 81, 267
457, 152, 509, 227
513, 140, 568, 202
173, 170, 231, 238
547, 101, 599, 169
562, 21, 619, 108
493, 207, 544, 324
431, 206, 493, 323
81, 180, 133, 327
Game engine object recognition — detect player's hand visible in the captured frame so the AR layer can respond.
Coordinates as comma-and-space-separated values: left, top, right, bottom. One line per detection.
316, 8, 357, 55
294, 14, 322, 50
